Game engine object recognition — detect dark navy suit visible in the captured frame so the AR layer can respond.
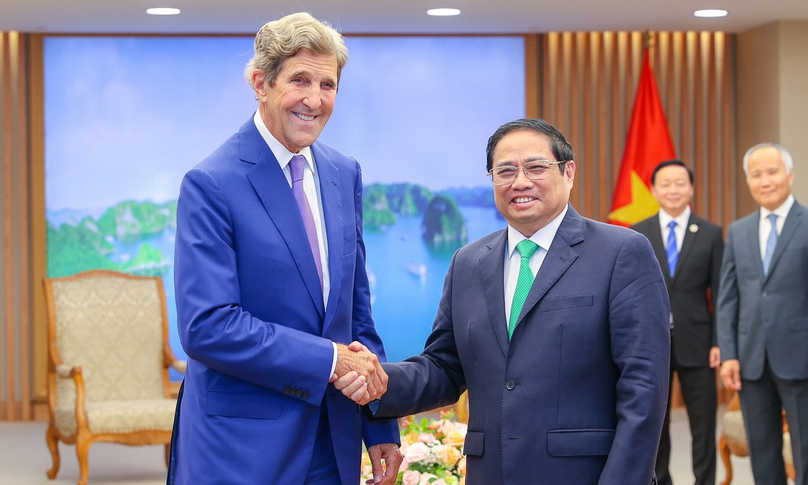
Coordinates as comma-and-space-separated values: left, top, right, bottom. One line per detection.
376, 206, 670, 484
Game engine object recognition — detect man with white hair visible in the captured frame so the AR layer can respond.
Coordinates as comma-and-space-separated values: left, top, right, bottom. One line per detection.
168, 12, 401, 485
718, 143, 808, 485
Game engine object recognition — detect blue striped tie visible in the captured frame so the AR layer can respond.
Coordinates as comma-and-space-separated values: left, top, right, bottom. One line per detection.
763, 213, 778, 276
666, 220, 678, 278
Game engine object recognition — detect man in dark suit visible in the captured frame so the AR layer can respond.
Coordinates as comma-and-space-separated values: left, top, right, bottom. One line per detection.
338, 118, 670, 484
167, 12, 401, 485
632, 159, 723, 485
718, 143, 808, 485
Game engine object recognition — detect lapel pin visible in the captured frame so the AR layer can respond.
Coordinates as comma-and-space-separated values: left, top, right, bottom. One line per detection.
689, 224, 698, 233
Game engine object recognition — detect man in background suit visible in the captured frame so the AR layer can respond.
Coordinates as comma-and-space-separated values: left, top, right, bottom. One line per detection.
632, 159, 723, 485
718, 143, 808, 485
168, 13, 401, 485
338, 118, 670, 484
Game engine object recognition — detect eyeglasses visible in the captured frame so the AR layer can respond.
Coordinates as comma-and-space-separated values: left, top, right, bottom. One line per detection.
487, 160, 568, 186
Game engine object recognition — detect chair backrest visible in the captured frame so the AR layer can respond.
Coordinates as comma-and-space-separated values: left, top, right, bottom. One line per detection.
46, 271, 168, 405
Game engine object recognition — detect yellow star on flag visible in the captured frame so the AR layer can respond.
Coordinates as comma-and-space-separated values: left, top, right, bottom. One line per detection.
607, 171, 659, 226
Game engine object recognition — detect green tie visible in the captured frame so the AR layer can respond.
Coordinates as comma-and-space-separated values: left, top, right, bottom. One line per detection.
508, 240, 540, 340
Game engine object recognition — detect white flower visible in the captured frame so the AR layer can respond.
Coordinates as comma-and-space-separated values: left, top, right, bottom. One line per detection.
405, 442, 430, 463
418, 472, 438, 485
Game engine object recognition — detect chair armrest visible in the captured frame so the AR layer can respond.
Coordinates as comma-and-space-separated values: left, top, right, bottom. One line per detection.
56, 365, 91, 432
171, 360, 187, 374
55, 364, 76, 378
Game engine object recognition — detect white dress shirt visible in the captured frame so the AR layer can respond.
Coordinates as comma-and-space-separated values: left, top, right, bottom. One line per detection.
503, 205, 568, 326
253, 111, 337, 375
758, 194, 794, 261
657, 205, 690, 253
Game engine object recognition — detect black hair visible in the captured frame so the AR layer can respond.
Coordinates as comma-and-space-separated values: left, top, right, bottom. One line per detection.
485, 118, 574, 173
651, 159, 694, 185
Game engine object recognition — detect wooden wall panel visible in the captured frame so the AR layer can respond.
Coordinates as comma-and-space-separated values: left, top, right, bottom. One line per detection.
538, 31, 737, 229
1, 31, 34, 421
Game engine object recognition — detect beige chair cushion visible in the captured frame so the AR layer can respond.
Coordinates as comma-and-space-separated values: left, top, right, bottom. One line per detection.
722, 409, 793, 466
723, 410, 746, 442
54, 399, 177, 436
783, 431, 793, 465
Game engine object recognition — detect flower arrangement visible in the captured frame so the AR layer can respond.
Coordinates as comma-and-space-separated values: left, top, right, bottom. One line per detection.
362, 410, 467, 485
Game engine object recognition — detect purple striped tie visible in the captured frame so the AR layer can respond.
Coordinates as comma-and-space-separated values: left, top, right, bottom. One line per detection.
289, 155, 323, 288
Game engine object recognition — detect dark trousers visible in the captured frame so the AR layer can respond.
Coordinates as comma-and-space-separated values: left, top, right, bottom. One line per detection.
740, 360, 808, 485
305, 404, 341, 485
656, 360, 717, 485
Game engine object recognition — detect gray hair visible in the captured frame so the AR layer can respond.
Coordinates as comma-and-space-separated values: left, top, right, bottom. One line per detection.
244, 12, 348, 89
742, 142, 794, 176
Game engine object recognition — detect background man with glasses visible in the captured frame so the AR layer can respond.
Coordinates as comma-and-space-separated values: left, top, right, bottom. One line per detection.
336, 118, 671, 484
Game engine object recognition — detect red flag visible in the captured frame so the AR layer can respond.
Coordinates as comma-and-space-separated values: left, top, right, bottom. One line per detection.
607, 50, 676, 227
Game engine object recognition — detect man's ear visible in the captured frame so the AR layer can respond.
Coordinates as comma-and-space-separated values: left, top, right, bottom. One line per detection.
565, 160, 577, 182
252, 69, 267, 98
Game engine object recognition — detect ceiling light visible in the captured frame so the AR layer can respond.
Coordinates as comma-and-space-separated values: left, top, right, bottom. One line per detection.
427, 8, 461, 17
694, 9, 728, 18
147, 7, 181, 16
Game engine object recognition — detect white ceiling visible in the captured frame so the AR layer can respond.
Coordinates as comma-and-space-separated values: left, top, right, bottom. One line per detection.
1, 0, 807, 35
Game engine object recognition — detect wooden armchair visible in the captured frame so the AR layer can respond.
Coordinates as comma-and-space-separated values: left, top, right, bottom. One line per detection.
718, 392, 795, 485
44, 270, 186, 485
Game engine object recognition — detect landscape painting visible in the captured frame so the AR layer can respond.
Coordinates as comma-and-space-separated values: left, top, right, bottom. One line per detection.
44, 34, 525, 375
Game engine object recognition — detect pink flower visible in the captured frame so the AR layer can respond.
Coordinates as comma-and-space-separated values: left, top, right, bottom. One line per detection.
401, 470, 420, 485
418, 432, 436, 444
398, 457, 410, 473
404, 442, 430, 463
418, 473, 437, 485
431, 479, 448, 485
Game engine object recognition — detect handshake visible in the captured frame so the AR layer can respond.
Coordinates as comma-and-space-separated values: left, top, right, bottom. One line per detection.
330, 341, 387, 405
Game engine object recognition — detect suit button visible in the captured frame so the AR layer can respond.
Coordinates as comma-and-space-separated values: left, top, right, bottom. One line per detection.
670, 324, 675, 330
302, 392, 309, 400
762, 292, 768, 298
505, 380, 516, 390
283, 386, 290, 394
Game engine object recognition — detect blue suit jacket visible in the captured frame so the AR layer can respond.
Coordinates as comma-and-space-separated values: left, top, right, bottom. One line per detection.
170, 118, 398, 484
375, 206, 670, 485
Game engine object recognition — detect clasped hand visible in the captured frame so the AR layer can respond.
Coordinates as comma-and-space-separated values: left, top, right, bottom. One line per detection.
330, 341, 388, 405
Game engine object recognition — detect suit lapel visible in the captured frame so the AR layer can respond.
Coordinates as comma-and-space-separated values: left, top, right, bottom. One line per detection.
672, 215, 698, 287
516, 206, 582, 335
313, 143, 344, 334
765, 202, 805, 283
478, 230, 509, 357
744, 212, 765, 279
644, 218, 671, 288
242, 123, 325, 318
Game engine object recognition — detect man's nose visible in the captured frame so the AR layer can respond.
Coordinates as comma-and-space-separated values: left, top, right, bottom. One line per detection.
302, 86, 322, 110
511, 168, 534, 188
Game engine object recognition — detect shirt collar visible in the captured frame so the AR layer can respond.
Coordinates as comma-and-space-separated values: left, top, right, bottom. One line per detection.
507, 204, 568, 258
760, 194, 794, 221
253, 110, 315, 173
658, 205, 691, 229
